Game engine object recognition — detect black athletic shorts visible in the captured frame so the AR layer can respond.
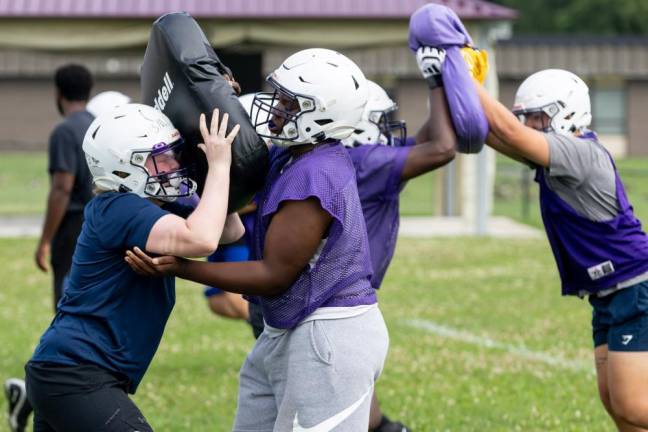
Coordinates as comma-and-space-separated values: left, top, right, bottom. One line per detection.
25, 361, 153, 432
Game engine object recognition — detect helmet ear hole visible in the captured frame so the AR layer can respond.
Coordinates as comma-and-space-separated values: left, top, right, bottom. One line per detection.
112, 171, 130, 179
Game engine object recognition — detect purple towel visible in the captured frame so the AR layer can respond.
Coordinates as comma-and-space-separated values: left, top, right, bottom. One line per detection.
408, 4, 488, 153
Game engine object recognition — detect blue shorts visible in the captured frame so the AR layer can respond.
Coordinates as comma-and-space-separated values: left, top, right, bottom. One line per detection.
203, 243, 250, 297
590, 281, 648, 351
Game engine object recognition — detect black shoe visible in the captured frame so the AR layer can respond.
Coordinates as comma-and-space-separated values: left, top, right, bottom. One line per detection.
4, 378, 30, 432
375, 417, 412, 432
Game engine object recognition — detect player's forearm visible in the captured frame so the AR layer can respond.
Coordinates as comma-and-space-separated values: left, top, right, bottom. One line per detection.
219, 213, 245, 244
486, 133, 532, 166
184, 164, 230, 247
176, 259, 293, 296
417, 88, 455, 144
474, 82, 520, 146
39, 187, 71, 245
405, 88, 456, 180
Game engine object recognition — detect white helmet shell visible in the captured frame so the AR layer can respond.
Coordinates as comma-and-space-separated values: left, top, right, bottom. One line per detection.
239, 92, 271, 145
86, 91, 131, 117
251, 48, 368, 147
82, 103, 196, 201
342, 80, 402, 147
238, 93, 256, 116
513, 69, 591, 135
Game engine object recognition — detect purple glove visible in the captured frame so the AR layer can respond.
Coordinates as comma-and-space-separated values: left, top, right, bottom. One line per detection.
408, 3, 472, 51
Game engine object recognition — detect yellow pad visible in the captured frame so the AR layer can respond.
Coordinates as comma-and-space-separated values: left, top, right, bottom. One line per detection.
460, 47, 489, 84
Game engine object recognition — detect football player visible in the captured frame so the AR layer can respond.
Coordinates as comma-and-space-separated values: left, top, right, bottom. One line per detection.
25, 104, 241, 431
126, 48, 389, 431
476, 68, 648, 431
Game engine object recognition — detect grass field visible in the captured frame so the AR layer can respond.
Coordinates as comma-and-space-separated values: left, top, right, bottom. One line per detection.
5, 152, 648, 225
0, 153, 48, 215
0, 236, 615, 431
2, 151, 645, 430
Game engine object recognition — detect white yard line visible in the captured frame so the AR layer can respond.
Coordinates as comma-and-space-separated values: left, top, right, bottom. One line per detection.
398, 216, 543, 239
404, 318, 594, 374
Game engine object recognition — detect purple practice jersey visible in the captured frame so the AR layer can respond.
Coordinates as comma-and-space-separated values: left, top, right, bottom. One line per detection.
347, 137, 415, 288
251, 142, 376, 329
537, 144, 648, 296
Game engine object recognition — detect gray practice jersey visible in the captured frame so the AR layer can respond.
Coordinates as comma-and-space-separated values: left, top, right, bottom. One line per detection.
543, 132, 619, 222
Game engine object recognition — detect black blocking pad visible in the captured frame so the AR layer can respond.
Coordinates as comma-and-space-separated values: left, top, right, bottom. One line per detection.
140, 12, 269, 212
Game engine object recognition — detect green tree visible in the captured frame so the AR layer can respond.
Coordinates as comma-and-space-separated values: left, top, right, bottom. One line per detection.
492, 0, 648, 34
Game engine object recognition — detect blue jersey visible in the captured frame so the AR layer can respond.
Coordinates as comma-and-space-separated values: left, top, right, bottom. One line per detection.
31, 192, 172, 393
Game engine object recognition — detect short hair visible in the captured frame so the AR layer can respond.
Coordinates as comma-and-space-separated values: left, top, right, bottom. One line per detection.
54, 64, 93, 101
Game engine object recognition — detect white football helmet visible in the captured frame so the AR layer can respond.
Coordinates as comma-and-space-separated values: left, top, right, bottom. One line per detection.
513, 69, 591, 135
239, 93, 272, 145
250, 48, 368, 147
238, 92, 256, 117
83, 103, 196, 202
86, 91, 131, 117
342, 80, 406, 147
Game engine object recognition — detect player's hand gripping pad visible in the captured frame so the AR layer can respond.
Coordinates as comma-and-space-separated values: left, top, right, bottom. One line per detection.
141, 12, 269, 212
408, 4, 488, 154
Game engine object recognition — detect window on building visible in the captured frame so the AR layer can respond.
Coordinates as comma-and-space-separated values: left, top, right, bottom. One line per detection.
591, 83, 626, 134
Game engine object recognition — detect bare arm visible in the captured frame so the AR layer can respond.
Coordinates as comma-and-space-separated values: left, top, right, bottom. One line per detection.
474, 82, 549, 167
177, 198, 331, 296
486, 132, 533, 166
145, 110, 240, 257
219, 213, 245, 245
402, 86, 457, 181
238, 201, 257, 215
129, 198, 332, 297
35, 171, 74, 272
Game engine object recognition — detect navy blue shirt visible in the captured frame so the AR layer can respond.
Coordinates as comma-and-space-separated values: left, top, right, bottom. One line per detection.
31, 192, 172, 393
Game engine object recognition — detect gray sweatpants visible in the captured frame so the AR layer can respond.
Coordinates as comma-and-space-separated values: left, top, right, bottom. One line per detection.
233, 307, 389, 432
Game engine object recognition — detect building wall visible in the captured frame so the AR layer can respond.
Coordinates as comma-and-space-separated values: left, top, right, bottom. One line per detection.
0, 79, 58, 150
496, 38, 648, 157
497, 40, 648, 80
498, 79, 518, 111
0, 78, 139, 151
628, 80, 648, 157
394, 78, 428, 132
